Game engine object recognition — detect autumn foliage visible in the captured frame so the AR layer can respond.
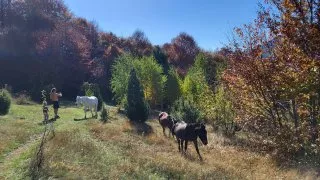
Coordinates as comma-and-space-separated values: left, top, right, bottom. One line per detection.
224, 0, 320, 156
0, 0, 194, 101
163, 33, 200, 75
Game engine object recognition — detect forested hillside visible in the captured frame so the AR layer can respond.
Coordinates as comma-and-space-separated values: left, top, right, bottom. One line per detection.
0, 0, 202, 102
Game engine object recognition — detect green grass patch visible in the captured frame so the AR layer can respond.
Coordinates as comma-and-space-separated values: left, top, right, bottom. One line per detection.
0, 105, 43, 161
0, 141, 38, 179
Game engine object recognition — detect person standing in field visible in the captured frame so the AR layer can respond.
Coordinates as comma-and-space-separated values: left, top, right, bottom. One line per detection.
50, 88, 62, 119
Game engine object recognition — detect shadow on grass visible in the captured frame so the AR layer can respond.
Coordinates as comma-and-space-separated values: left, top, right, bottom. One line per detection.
74, 117, 88, 121
182, 151, 204, 163
224, 133, 274, 155
129, 121, 153, 136
101, 121, 111, 124
38, 118, 57, 125
74, 116, 97, 121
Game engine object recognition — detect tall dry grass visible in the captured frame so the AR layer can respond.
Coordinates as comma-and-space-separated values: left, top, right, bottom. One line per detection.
1, 104, 319, 179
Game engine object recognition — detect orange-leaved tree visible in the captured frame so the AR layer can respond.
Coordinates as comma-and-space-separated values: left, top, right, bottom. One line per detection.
224, 1, 320, 155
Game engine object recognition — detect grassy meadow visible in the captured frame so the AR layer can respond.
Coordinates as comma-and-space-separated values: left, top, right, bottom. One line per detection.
0, 101, 319, 179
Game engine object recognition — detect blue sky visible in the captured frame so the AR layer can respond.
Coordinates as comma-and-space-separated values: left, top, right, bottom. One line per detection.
64, 0, 262, 50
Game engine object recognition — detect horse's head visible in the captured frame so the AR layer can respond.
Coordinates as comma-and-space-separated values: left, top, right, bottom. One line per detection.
196, 123, 208, 145
75, 96, 81, 106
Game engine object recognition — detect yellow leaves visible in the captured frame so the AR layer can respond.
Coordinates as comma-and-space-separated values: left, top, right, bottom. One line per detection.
297, 107, 310, 117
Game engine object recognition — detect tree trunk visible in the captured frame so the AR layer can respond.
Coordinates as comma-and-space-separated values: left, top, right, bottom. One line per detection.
268, 107, 278, 128
292, 99, 299, 130
292, 99, 301, 140
309, 94, 319, 143
272, 100, 283, 129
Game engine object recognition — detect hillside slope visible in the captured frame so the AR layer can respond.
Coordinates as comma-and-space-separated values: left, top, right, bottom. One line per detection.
0, 103, 318, 179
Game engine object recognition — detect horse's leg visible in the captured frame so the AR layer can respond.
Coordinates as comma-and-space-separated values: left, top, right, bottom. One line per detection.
193, 140, 202, 160
91, 107, 93, 118
184, 140, 188, 152
162, 126, 166, 136
171, 128, 175, 138
52, 123, 55, 137
180, 140, 184, 154
95, 104, 98, 118
177, 138, 181, 152
168, 128, 172, 138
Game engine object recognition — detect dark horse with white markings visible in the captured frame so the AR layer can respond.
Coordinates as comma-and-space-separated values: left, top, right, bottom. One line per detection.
173, 121, 208, 160
158, 112, 177, 137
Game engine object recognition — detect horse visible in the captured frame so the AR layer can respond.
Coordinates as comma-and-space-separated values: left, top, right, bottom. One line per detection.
75, 96, 98, 119
173, 122, 208, 160
158, 112, 178, 137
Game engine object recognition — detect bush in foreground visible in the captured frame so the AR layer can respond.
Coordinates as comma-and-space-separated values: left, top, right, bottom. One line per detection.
100, 105, 109, 123
0, 89, 11, 115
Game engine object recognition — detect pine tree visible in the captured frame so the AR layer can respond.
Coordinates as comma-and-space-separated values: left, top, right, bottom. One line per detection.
165, 68, 181, 108
100, 104, 109, 123
126, 68, 149, 122
0, 89, 11, 115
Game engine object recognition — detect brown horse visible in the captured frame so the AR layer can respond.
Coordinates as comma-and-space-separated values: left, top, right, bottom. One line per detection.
173, 122, 208, 160
158, 112, 177, 137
